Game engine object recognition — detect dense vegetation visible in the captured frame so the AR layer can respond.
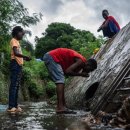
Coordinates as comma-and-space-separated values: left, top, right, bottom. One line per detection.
35, 22, 103, 59
0, 0, 103, 103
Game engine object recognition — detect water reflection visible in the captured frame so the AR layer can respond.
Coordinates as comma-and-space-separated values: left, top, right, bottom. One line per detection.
0, 102, 84, 130
0, 103, 124, 130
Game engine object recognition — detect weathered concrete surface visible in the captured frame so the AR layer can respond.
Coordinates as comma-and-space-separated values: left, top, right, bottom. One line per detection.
65, 22, 130, 111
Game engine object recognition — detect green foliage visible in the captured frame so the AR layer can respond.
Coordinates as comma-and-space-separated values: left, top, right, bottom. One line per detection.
0, 72, 8, 103
46, 22, 75, 39
46, 81, 56, 98
35, 22, 75, 58
49, 95, 57, 104
0, 42, 11, 76
70, 29, 99, 58
22, 59, 47, 99
0, 0, 42, 35
28, 81, 45, 99
35, 22, 103, 59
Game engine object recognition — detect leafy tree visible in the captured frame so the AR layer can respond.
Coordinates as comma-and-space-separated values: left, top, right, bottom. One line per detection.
35, 22, 102, 59
45, 22, 75, 39
70, 29, 102, 58
71, 30, 95, 51
35, 22, 75, 58
0, 0, 42, 35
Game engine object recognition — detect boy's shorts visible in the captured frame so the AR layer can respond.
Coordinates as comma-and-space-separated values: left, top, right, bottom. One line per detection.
43, 53, 65, 84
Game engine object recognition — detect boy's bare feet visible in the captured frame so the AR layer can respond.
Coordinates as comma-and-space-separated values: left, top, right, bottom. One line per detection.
7, 107, 17, 113
16, 106, 23, 112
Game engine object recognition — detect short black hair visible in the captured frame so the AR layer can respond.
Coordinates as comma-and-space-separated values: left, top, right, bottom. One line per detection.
87, 58, 97, 70
12, 26, 24, 37
102, 9, 109, 13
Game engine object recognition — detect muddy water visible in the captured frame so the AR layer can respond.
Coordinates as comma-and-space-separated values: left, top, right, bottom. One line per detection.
0, 102, 124, 130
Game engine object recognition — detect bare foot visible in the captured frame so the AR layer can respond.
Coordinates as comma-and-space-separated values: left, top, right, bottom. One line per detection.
17, 106, 23, 112
7, 107, 17, 113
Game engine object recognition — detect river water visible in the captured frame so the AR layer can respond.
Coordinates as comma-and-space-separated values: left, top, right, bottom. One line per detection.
0, 102, 124, 130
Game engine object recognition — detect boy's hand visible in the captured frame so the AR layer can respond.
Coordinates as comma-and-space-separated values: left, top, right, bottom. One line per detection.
97, 26, 102, 32
24, 56, 32, 61
97, 28, 101, 32
97, 28, 100, 32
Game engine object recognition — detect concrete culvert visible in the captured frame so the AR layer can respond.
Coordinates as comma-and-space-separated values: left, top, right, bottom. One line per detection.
85, 82, 99, 100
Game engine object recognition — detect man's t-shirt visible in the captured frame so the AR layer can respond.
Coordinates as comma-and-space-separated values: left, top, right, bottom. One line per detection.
10, 38, 23, 65
49, 48, 86, 72
103, 16, 120, 30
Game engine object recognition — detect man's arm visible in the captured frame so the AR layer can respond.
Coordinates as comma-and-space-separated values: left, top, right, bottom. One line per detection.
101, 20, 109, 28
65, 59, 89, 77
97, 20, 109, 32
13, 47, 31, 61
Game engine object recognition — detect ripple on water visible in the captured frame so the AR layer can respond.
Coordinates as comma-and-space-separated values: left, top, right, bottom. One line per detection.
0, 102, 125, 130
0, 105, 7, 112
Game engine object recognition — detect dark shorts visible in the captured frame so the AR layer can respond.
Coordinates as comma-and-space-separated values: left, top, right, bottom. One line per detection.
43, 53, 65, 84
